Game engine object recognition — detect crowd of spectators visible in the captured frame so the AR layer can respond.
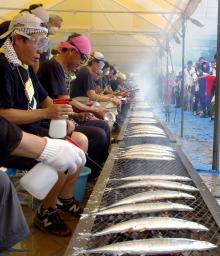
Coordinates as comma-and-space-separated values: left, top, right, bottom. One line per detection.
160, 55, 217, 119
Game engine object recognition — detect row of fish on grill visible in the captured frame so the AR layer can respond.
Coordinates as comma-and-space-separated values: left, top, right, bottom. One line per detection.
125, 124, 167, 139
113, 144, 176, 161
84, 174, 217, 255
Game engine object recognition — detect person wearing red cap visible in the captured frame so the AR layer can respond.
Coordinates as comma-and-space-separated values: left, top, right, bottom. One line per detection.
37, 33, 111, 177
38, 32, 106, 119
37, 32, 91, 97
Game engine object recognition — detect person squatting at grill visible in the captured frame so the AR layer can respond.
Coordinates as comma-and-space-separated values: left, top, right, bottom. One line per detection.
0, 12, 89, 236
0, 116, 86, 251
37, 34, 111, 177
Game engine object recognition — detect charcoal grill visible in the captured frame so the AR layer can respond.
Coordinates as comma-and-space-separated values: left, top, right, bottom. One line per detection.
65, 103, 220, 256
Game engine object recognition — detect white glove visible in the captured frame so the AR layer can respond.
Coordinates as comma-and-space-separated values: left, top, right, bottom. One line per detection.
38, 137, 86, 174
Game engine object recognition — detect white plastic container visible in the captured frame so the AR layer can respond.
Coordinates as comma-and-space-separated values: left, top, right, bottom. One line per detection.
49, 119, 67, 138
49, 98, 69, 138
104, 111, 116, 122
93, 101, 101, 107
104, 112, 116, 130
20, 162, 58, 200
104, 102, 118, 115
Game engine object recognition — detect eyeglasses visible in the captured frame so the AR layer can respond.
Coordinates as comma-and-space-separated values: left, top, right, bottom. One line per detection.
68, 41, 88, 63
97, 60, 105, 69
28, 34, 48, 52
17, 31, 48, 52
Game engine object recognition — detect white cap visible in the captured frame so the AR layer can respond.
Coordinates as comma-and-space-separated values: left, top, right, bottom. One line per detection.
31, 6, 49, 23
117, 72, 127, 80
89, 51, 105, 62
0, 12, 48, 39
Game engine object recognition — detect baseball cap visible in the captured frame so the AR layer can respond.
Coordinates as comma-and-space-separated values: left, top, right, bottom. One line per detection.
0, 12, 48, 39
58, 35, 91, 55
30, 6, 49, 23
88, 51, 105, 68
117, 72, 126, 80
90, 51, 104, 62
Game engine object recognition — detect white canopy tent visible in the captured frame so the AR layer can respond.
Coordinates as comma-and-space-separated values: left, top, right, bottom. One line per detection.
0, 0, 201, 72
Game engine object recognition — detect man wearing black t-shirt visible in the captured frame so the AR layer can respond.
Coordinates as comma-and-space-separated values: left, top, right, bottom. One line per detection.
0, 12, 87, 236
38, 34, 110, 176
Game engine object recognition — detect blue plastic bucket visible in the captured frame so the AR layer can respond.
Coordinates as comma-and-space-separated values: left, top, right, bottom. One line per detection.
5, 168, 16, 176
73, 167, 91, 202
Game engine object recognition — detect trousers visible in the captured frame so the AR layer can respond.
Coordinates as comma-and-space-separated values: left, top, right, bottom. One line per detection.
0, 171, 29, 251
75, 119, 110, 176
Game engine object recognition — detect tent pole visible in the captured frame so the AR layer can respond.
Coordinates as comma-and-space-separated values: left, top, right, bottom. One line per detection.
180, 14, 186, 137
212, 0, 220, 171
168, 47, 174, 74
165, 37, 170, 122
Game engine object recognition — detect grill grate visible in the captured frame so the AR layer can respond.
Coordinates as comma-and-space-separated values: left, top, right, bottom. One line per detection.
65, 104, 220, 256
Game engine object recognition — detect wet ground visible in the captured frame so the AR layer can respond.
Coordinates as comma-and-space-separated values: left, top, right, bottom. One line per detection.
153, 104, 220, 202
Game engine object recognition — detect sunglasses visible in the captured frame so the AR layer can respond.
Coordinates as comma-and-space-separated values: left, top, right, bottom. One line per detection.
96, 60, 105, 69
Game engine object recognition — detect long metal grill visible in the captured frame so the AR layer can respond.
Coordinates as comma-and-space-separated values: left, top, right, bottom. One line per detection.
65, 103, 220, 256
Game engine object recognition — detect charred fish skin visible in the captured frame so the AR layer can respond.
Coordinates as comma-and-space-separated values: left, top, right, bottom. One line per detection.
92, 217, 208, 236
114, 180, 198, 192
104, 190, 195, 208
95, 202, 193, 216
87, 238, 217, 254
111, 175, 192, 182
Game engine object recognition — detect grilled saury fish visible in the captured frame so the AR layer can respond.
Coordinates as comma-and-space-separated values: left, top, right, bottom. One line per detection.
87, 238, 217, 254
104, 190, 195, 208
111, 175, 191, 182
113, 180, 198, 192
95, 202, 193, 216
92, 217, 208, 236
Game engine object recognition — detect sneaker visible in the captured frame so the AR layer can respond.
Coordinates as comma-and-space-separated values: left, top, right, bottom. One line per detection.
33, 207, 72, 236
56, 197, 83, 217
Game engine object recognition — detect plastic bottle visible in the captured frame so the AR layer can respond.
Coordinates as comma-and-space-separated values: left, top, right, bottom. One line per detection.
20, 137, 82, 200
49, 119, 67, 138
104, 111, 116, 130
20, 162, 58, 200
20, 98, 72, 200
104, 111, 116, 122
49, 98, 69, 138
